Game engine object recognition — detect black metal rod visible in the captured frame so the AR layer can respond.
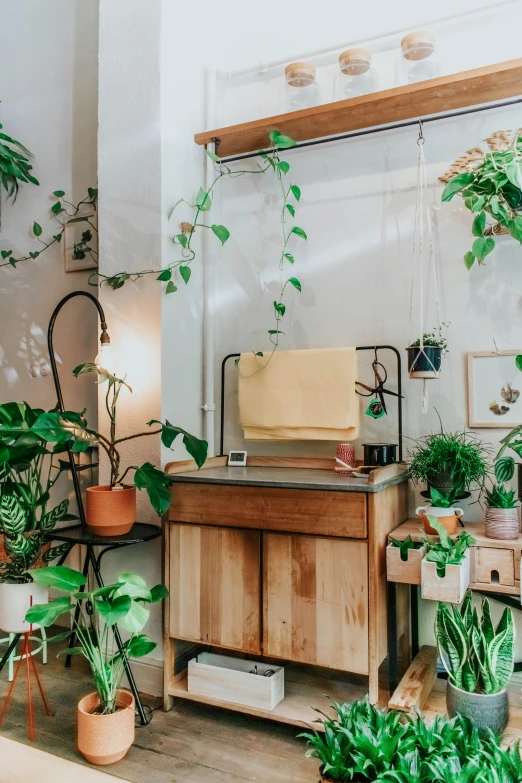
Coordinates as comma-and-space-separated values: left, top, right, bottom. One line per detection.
387, 581, 398, 694
0, 634, 21, 674
219, 346, 403, 459
217, 96, 522, 163
64, 552, 90, 668
411, 585, 419, 659
47, 291, 107, 527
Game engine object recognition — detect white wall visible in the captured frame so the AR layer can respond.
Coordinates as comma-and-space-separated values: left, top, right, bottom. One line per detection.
0, 0, 99, 515
98, 0, 522, 684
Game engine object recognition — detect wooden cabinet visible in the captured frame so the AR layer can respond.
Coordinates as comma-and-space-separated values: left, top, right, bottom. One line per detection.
169, 523, 261, 653
263, 533, 369, 673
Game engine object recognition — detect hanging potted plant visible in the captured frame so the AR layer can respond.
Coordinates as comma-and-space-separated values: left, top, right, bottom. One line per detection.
415, 487, 464, 535
0, 402, 79, 633
421, 517, 475, 603
484, 484, 519, 541
26, 565, 168, 765
409, 425, 490, 499
436, 591, 515, 735
406, 325, 448, 379
30, 363, 208, 536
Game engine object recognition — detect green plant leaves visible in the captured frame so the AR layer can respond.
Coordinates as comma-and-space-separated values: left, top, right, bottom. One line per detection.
284, 253, 294, 264
0, 495, 27, 535
278, 160, 290, 175
463, 251, 475, 270
273, 301, 286, 317
166, 281, 177, 294
41, 499, 69, 532
53, 190, 65, 198
507, 216, 522, 243
157, 269, 172, 281
28, 564, 87, 591
288, 277, 302, 292
134, 462, 172, 516
32, 221, 42, 237
472, 211, 486, 237
179, 265, 191, 284
125, 633, 157, 658
441, 172, 475, 202
285, 203, 295, 217
269, 131, 296, 149
51, 201, 63, 214
176, 233, 188, 248
516, 355, 522, 372
25, 596, 72, 628
494, 456, 516, 483
472, 236, 495, 262
32, 411, 96, 453
195, 187, 211, 211
290, 184, 301, 201
291, 226, 307, 240
206, 150, 220, 163
148, 419, 208, 469
211, 224, 230, 245
96, 594, 131, 627
506, 161, 522, 190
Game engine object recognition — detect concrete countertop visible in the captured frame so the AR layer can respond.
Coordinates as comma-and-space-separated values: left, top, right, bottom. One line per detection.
168, 465, 408, 493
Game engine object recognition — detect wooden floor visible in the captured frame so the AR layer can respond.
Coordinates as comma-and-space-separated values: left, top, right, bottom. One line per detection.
0, 637, 319, 783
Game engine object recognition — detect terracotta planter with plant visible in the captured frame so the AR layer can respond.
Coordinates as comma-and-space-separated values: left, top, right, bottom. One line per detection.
485, 484, 519, 540
27, 565, 168, 765
436, 591, 515, 735
416, 488, 464, 535
86, 485, 136, 536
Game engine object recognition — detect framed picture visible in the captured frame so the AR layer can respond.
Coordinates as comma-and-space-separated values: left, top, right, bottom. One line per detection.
467, 351, 522, 428
64, 210, 98, 272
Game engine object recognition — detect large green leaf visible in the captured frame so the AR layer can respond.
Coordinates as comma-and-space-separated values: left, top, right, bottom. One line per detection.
125, 634, 157, 658
0, 495, 27, 535
25, 596, 71, 628
118, 598, 150, 634
41, 499, 69, 532
95, 594, 131, 627
32, 411, 96, 452
495, 455, 516, 483
134, 462, 171, 516
147, 419, 208, 468
149, 584, 169, 603
487, 607, 515, 691
441, 172, 475, 202
115, 572, 151, 601
28, 565, 86, 591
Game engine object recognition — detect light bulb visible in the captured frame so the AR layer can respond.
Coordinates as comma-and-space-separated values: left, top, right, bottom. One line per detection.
95, 342, 115, 374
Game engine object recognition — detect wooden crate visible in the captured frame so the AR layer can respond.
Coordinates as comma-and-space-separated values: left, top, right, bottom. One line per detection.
421, 551, 470, 603
386, 544, 426, 585
188, 652, 284, 711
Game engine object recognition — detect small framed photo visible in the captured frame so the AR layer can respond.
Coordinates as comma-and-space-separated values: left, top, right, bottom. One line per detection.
228, 450, 247, 467
467, 351, 522, 428
64, 211, 98, 272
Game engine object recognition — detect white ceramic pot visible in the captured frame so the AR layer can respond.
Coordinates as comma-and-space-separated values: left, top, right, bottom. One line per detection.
0, 581, 49, 634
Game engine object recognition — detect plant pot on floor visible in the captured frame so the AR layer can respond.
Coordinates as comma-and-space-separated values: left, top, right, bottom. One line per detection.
86, 485, 136, 537
77, 690, 135, 765
416, 504, 464, 536
485, 507, 520, 540
446, 680, 509, 735
407, 346, 442, 379
0, 581, 49, 634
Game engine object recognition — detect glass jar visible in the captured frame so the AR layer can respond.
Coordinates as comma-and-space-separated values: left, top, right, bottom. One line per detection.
283, 62, 322, 112
398, 31, 439, 85
336, 48, 378, 100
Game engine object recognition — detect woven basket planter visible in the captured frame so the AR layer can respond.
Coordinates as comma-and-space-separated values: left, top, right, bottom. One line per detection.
485, 507, 520, 541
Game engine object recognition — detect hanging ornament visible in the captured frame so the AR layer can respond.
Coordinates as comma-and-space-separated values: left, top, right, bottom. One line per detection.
406, 121, 445, 413
366, 397, 386, 419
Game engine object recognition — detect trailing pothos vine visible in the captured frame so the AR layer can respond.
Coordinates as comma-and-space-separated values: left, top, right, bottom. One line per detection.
0, 187, 98, 270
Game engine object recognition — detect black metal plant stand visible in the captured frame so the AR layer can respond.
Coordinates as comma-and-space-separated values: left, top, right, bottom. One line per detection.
46, 291, 161, 726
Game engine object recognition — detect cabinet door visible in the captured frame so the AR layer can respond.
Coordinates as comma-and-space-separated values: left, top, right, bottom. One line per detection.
263, 533, 368, 673
169, 523, 261, 653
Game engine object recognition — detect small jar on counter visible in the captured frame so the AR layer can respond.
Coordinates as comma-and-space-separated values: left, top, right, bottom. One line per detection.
283, 62, 322, 112
398, 31, 439, 85
335, 48, 379, 100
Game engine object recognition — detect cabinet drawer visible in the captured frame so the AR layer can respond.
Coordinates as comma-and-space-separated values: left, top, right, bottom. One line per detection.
169, 523, 261, 653
471, 546, 515, 588
169, 484, 367, 538
263, 533, 369, 673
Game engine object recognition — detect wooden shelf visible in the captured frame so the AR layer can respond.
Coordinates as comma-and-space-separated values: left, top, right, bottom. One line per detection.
169, 664, 369, 728
195, 58, 522, 158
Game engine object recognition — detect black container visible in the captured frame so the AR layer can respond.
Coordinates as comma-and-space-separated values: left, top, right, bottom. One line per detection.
406, 345, 442, 378
362, 443, 397, 467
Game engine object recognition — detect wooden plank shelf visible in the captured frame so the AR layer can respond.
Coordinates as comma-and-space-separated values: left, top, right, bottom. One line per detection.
195, 58, 522, 158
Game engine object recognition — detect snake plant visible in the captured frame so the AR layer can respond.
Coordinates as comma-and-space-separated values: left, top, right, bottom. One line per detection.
436, 591, 515, 695
0, 401, 83, 583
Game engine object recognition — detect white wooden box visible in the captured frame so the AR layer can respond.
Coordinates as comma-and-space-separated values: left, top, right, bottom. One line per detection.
386, 544, 426, 585
188, 652, 284, 710
421, 551, 470, 604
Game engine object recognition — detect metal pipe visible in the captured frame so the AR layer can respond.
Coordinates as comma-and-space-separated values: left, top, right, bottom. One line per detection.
218, 96, 522, 164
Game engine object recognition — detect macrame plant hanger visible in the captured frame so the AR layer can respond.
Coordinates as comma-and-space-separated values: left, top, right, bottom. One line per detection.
408, 120, 444, 413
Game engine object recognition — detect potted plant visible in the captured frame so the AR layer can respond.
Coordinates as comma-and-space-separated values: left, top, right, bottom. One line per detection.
31, 363, 208, 535
415, 487, 464, 535
26, 565, 168, 765
436, 591, 515, 735
386, 535, 426, 585
421, 517, 475, 603
484, 484, 519, 540
409, 426, 490, 498
440, 131, 522, 269
406, 325, 448, 378
495, 421, 522, 504
0, 401, 79, 632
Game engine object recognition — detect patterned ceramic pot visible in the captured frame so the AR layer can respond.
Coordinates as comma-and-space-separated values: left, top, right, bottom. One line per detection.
77, 690, 135, 765
446, 680, 509, 735
86, 485, 136, 536
485, 507, 520, 541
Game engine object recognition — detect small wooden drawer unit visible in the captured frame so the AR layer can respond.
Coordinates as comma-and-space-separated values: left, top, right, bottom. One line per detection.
163, 457, 409, 725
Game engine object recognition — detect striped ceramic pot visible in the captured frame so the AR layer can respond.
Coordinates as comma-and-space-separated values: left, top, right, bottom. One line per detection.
485, 507, 520, 540
446, 680, 509, 735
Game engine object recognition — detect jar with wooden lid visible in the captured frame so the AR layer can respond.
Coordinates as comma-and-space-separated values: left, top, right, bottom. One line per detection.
283, 62, 322, 112
398, 31, 439, 85
335, 48, 378, 100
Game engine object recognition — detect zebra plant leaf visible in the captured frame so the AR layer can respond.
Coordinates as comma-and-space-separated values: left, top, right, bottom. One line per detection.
0, 494, 28, 535
41, 499, 69, 532
487, 607, 515, 691
480, 597, 495, 646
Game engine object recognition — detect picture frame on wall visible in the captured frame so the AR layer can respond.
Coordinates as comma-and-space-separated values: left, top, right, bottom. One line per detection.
63, 210, 98, 272
467, 351, 522, 428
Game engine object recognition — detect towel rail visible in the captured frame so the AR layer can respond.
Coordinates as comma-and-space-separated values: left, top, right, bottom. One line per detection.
219, 346, 403, 461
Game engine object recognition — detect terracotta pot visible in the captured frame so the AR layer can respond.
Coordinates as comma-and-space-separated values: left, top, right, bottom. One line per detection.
446, 680, 508, 735
0, 581, 49, 634
416, 504, 464, 536
86, 485, 136, 536
77, 690, 135, 765
485, 507, 520, 540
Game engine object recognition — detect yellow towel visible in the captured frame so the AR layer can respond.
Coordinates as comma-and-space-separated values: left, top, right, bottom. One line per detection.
238, 347, 359, 440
